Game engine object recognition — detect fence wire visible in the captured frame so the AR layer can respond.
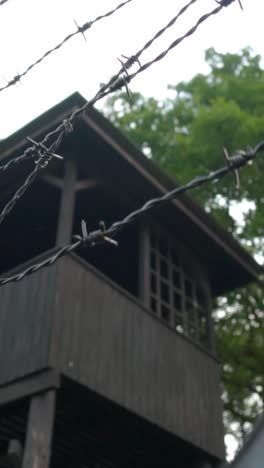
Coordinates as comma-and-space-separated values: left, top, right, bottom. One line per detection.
0, 0, 241, 229
0, 0, 134, 93
0, 140, 263, 286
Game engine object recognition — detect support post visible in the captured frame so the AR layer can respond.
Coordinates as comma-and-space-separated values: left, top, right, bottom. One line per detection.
138, 223, 150, 306
22, 389, 56, 468
56, 159, 77, 245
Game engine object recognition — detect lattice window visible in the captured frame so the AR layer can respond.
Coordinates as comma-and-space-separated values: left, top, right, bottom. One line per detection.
148, 227, 210, 349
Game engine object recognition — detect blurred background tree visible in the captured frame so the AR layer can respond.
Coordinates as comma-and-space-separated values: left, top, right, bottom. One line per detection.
103, 47, 264, 450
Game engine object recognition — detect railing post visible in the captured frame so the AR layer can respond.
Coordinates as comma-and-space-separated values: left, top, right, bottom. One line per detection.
22, 389, 56, 468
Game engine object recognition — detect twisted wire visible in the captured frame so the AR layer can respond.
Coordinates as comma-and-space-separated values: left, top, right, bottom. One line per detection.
0, 140, 263, 286
111, 3, 227, 89
0, 153, 31, 173
125, 0, 199, 65
0, 0, 133, 93
0, 0, 9, 5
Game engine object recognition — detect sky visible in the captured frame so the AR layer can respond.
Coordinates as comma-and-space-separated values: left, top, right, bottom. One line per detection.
0, 0, 263, 459
0, 0, 263, 140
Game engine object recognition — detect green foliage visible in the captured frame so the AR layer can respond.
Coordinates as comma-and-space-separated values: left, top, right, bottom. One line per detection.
104, 47, 264, 447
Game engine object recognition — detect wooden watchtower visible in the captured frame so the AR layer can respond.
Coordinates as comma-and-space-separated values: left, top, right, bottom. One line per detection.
0, 93, 260, 468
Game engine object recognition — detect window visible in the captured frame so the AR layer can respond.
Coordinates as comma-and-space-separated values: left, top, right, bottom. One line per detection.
72, 186, 140, 298
148, 227, 210, 349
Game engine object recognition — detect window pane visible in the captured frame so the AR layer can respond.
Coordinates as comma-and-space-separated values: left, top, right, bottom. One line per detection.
150, 232, 157, 248
161, 304, 170, 323
150, 251, 156, 270
188, 323, 197, 340
159, 237, 168, 257
161, 281, 169, 303
160, 258, 168, 279
171, 248, 179, 267
185, 277, 193, 299
175, 314, 184, 334
198, 309, 208, 344
186, 300, 196, 323
151, 274, 157, 293
173, 269, 181, 289
173, 290, 182, 311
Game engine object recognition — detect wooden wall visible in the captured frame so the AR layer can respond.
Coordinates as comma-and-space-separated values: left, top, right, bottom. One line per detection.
0, 262, 57, 385
50, 254, 225, 460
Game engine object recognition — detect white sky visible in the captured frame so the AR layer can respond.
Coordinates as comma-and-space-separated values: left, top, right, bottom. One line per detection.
0, 0, 263, 459
0, 0, 263, 140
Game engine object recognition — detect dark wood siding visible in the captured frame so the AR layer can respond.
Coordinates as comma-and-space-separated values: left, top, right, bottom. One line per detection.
0, 264, 57, 385
50, 255, 225, 459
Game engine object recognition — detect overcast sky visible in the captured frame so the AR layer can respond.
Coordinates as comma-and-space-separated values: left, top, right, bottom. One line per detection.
0, 0, 263, 140
0, 0, 263, 459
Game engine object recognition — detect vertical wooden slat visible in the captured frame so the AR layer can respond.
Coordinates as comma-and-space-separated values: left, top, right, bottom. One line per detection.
138, 223, 151, 306
56, 159, 77, 245
22, 389, 56, 468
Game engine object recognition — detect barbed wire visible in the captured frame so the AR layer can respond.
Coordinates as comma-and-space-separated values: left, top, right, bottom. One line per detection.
0, 0, 239, 225
0, 140, 263, 286
0, 0, 133, 93
109, 0, 238, 90
118, 0, 199, 67
0, 0, 9, 6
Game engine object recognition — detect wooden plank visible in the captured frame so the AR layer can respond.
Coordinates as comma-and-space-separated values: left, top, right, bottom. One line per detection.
0, 266, 57, 386
0, 370, 60, 407
75, 178, 101, 191
56, 159, 77, 245
138, 223, 150, 306
22, 389, 56, 468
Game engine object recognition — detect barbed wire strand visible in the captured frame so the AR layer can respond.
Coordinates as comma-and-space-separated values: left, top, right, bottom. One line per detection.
110, 1, 234, 90
0, 140, 263, 286
0, 0, 9, 5
0, 0, 133, 93
0, 0, 238, 225
120, 0, 200, 65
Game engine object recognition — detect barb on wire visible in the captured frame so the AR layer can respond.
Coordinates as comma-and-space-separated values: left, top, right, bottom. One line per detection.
0, 140, 263, 286
0, 0, 133, 94
0, 0, 9, 6
108, 0, 238, 93
216, 0, 243, 10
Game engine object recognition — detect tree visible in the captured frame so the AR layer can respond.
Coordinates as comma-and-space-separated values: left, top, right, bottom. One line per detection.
104, 47, 264, 449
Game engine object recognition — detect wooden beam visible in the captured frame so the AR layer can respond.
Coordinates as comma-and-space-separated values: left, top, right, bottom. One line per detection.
22, 389, 56, 468
75, 178, 101, 191
0, 370, 60, 408
56, 159, 77, 245
41, 174, 64, 190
